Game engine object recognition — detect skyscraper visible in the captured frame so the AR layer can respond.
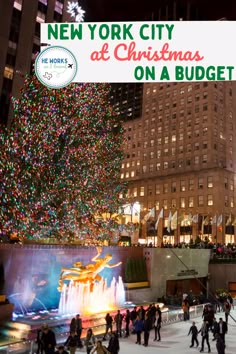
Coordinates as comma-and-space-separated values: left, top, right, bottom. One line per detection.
0, 0, 70, 126
121, 80, 236, 245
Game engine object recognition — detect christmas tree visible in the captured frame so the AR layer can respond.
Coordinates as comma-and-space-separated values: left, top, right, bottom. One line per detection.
0, 75, 126, 241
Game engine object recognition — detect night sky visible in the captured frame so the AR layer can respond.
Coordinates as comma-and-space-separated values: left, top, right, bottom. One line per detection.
78, 0, 236, 22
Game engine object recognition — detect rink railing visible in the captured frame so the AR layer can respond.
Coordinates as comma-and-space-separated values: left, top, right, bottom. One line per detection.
0, 303, 207, 354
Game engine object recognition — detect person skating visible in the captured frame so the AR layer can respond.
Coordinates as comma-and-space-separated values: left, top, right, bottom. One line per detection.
107, 332, 120, 354
153, 305, 162, 341
114, 310, 123, 338
216, 318, 228, 344
124, 309, 131, 337
64, 331, 77, 354
134, 315, 143, 345
91, 340, 110, 354
75, 314, 83, 348
103, 313, 113, 340
143, 312, 152, 347
215, 333, 226, 354
199, 321, 211, 353
41, 324, 56, 354
188, 321, 199, 348
84, 328, 96, 354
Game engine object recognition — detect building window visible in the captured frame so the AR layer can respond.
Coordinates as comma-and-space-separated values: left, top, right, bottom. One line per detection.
171, 199, 177, 208
163, 199, 168, 210
202, 155, 207, 164
14, 0, 22, 11
133, 188, 137, 197
194, 156, 199, 164
3, 66, 14, 80
230, 180, 234, 191
156, 163, 161, 170
140, 187, 145, 196
164, 148, 168, 156
55, 0, 63, 14
142, 166, 147, 173
143, 153, 147, 160
198, 178, 204, 189
203, 141, 208, 149
171, 135, 176, 142
164, 136, 168, 144
180, 180, 186, 192
156, 184, 160, 194
188, 197, 194, 208
149, 164, 154, 172
207, 195, 213, 206
150, 151, 154, 159
180, 198, 185, 208
121, 173, 124, 179
207, 177, 213, 188
125, 172, 129, 178
231, 197, 234, 208
121, 163, 125, 169
150, 139, 154, 147
163, 183, 168, 193
164, 161, 168, 169
189, 179, 194, 191
225, 177, 228, 189
148, 186, 153, 196
171, 182, 176, 193
198, 195, 204, 206
131, 171, 135, 177
36, 11, 46, 23
155, 201, 160, 210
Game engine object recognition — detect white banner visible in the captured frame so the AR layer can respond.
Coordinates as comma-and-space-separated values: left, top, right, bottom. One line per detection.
37, 21, 236, 87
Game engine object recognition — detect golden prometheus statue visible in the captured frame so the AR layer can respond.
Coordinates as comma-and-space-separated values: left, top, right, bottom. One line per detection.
58, 247, 122, 292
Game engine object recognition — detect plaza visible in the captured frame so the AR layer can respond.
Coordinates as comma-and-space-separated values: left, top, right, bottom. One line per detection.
0, 306, 236, 353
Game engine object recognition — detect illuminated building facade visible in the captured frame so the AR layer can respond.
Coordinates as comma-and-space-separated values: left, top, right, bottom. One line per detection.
0, 0, 72, 126
121, 81, 236, 245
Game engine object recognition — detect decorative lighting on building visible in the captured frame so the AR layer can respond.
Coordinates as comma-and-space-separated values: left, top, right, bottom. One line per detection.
67, 1, 85, 22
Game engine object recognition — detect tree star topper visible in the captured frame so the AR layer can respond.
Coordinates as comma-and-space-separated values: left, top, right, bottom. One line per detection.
67, 1, 85, 22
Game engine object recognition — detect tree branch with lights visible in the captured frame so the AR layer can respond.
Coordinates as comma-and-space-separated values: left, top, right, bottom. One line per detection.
0, 75, 126, 241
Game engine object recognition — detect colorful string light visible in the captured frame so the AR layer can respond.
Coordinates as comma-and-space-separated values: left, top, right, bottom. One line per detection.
0, 75, 127, 241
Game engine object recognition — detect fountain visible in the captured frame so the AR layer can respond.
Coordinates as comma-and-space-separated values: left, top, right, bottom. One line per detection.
58, 275, 125, 315
58, 247, 126, 315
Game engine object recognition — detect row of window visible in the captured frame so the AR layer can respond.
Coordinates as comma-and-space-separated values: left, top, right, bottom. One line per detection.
154, 195, 234, 209
125, 177, 234, 197
145, 82, 228, 96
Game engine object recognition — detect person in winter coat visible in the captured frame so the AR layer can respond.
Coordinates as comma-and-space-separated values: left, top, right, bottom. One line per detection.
41, 324, 56, 354
125, 309, 131, 337
84, 328, 96, 354
199, 321, 211, 353
36, 328, 44, 354
134, 315, 143, 345
188, 321, 199, 348
143, 312, 152, 347
103, 313, 113, 340
91, 340, 110, 354
153, 306, 162, 341
107, 332, 120, 354
64, 331, 77, 354
114, 310, 123, 338
215, 333, 226, 354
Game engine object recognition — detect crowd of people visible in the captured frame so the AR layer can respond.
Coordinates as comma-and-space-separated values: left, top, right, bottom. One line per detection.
35, 295, 233, 354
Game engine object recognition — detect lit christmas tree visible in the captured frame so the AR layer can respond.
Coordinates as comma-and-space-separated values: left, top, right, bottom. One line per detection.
0, 75, 126, 241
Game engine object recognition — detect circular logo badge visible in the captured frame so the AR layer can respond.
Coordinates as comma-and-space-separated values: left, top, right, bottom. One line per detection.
35, 46, 77, 89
